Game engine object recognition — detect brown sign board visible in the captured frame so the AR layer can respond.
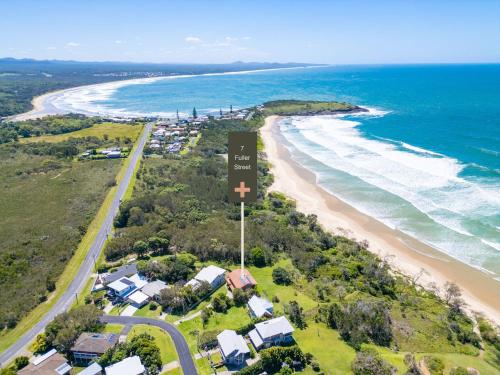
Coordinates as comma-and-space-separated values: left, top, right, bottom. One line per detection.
228, 132, 257, 203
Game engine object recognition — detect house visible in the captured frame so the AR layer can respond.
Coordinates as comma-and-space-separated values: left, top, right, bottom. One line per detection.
217, 329, 250, 366
186, 265, 226, 290
248, 316, 294, 350
18, 349, 72, 375
141, 280, 168, 301
71, 332, 118, 365
105, 356, 145, 375
98, 263, 138, 287
247, 295, 273, 318
107, 272, 147, 300
106, 150, 122, 158
226, 269, 257, 291
127, 290, 150, 307
107, 277, 137, 298
78, 362, 103, 375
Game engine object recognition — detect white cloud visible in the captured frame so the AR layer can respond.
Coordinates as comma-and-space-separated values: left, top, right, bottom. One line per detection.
242, 36, 252, 40
46, 46, 57, 50
66, 42, 80, 47
184, 36, 202, 44
115, 40, 125, 44
224, 36, 238, 43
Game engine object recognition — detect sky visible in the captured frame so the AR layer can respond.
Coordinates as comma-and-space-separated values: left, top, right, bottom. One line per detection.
1, 0, 500, 64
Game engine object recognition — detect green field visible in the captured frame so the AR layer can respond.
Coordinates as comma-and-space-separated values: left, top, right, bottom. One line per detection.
0, 125, 145, 352
20, 122, 143, 144
127, 325, 179, 365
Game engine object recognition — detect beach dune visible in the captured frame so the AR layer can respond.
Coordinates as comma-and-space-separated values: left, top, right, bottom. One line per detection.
261, 115, 500, 325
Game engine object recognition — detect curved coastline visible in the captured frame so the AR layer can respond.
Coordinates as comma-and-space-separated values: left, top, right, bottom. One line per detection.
261, 115, 500, 325
8, 65, 325, 121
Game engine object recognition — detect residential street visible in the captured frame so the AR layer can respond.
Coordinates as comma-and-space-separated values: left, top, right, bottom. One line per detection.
0, 122, 153, 367
101, 315, 198, 375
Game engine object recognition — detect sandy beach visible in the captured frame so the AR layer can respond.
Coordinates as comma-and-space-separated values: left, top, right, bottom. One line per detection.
261, 115, 500, 325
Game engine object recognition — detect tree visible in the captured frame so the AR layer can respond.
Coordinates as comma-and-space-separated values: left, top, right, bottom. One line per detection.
272, 267, 293, 285
45, 305, 102, 353
250, 246, 266, 267
352, 349, 395, 375
193, 107, 198, 119
201, 307, 212, 327
13, 356, 29, 371
128, 206, 145, 226
331, 300, 392, 349
147, 236, 170, 255
444, 282, 461, 304
286, 301, 307, 329
232, 288, 249, 306
212, 293, 231, 313
32, 333, 49, 354
133, 240, 148, 258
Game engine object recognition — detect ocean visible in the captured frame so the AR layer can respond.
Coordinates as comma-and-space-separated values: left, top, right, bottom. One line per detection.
53, 64, 500, 277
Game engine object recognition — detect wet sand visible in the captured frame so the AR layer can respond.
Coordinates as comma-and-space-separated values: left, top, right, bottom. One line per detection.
261, 115, 500, 324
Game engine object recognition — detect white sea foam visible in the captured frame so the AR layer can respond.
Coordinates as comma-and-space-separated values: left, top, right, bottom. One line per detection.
481, 239, 500, 251
279, 113, 500, 273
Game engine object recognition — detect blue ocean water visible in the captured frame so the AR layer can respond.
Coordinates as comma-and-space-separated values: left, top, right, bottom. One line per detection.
69, 65, 500, 276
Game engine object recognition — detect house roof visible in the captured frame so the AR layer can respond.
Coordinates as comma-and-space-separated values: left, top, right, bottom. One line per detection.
226, 269, 257, 290
105, 356, 145, 375
18, 350, 71, 375
194, 265, 226, 284
217, 330, 250, 358
141, 280, 168, 298
129, 273, 148, 289
71, 332, 118, 354
128, 290, 149, 305
108, 277, 135, 293
102, 264, 137, 285
79, 362, 103, 375
254, 316, 294, 339
248, 328, 264, 348
247, 295, 273, 318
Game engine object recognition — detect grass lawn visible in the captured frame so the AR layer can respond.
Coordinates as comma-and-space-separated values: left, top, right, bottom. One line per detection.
294, 321, 356, 375
20, 122, 143, 144
178, 304, 252, 353
102, 323, 124, 335
247, 259, 318, 315
0, 128, 145, 353
127, 325, 178, 365
161, 368, 183, 375
134, 302, 161, 318
415, 352, 500, 375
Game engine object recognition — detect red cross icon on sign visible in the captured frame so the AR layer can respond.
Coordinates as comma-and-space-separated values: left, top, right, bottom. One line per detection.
234, 181, 251, 198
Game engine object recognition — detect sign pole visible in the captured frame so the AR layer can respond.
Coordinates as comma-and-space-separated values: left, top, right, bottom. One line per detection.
241, 201, 245, 276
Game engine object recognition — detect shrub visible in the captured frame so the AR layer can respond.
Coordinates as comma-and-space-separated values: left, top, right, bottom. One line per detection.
272, 267, 293, 285
352, 349, 395, 375
424, 356, 444, 375
449, 367, 469, 375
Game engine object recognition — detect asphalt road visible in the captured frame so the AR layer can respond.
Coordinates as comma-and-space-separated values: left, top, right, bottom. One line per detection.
0, 122, 153, 367
101, 315, 198, 375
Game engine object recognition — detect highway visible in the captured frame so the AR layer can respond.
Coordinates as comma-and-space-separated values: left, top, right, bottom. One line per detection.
0, 122, 153, 367
101, 315, 198, 375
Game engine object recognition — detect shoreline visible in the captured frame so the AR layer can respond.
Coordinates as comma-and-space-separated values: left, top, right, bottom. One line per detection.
261, 115, 500, 325
8, 65, 325, 122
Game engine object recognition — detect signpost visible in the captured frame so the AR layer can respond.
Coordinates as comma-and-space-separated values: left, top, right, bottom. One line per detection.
228, 132, 257, 279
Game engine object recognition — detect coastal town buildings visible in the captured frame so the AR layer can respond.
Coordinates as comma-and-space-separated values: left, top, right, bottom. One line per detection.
18, 349, 72, 375
248, 316, 295, 350
217, 329, 250, 366
71, 332, 118, 365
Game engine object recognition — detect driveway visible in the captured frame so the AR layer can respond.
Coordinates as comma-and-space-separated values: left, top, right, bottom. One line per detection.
101, 315, 197, 375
